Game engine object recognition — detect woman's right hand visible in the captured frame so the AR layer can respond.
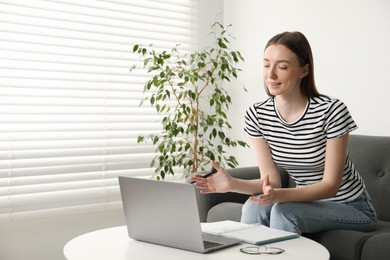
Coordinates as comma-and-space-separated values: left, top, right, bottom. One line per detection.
190, 161, 233, 194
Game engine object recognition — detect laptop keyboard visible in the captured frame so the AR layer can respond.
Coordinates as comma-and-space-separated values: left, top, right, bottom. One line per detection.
203, 240, 223, 249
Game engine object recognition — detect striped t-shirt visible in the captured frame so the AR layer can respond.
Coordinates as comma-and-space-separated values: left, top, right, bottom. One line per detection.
244, 96, 364, 203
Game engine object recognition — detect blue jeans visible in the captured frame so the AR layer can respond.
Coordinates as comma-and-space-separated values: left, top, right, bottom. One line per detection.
241, 190, 377, 235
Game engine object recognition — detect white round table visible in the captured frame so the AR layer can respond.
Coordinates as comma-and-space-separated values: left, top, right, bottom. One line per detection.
64, 226, 330, 260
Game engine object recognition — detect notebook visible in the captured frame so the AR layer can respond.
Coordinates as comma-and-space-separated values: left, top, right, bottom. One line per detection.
201, 220, 299, 245
118, 176, 241, 253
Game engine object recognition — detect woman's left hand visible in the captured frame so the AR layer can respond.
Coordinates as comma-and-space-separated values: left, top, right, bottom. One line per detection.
249, 175, 278, 205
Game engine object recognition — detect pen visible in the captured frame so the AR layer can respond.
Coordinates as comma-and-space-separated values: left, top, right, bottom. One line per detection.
201, 167, 217, 178
190, 167, 217, 184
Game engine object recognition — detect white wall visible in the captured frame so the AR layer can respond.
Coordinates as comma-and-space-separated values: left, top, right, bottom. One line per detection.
0, 1, 224, 260
224, 0, 390, 167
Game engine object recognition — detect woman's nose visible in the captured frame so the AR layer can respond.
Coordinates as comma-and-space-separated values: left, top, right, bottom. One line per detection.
267, 67, 277, 79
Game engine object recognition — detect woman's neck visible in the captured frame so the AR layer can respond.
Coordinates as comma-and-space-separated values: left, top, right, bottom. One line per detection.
274, 94, 308, 123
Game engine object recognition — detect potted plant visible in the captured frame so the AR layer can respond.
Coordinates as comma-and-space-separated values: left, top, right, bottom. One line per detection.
131, 22, 249, 180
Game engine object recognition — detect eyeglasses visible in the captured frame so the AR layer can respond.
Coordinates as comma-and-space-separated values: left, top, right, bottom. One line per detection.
240, 246, 285, 255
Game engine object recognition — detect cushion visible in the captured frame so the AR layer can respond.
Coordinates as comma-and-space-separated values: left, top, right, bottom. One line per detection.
207, 202, 243, 222
305, 230, 371, 260
361, 232, 390, 260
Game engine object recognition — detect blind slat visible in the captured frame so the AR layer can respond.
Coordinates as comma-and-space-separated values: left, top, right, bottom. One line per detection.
0, 186, 120, 213
0, 162, 156, 179
0, 168, 156, 188
0, 4, 193, 34
1, 0, 194, 26
0, 202, 123, 222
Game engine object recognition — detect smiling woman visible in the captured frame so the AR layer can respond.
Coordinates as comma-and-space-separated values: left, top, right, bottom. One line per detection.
191, 31, 377, 237
0, 0, 199, 222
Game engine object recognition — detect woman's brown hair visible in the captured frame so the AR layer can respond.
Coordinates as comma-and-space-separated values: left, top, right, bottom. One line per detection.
264, 31, 323, 97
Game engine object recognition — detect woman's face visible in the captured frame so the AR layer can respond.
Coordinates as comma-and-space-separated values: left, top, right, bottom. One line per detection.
263, 44, 308, 97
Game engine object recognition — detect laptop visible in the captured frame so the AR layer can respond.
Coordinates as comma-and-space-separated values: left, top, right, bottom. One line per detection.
118, 176, 241, 253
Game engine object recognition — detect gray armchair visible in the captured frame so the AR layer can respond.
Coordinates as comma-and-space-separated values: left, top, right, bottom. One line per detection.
195, 135, 390, 260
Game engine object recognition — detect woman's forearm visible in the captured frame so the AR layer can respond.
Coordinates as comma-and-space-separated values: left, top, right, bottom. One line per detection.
230, 177, 264, 195
275, 181, 339, 203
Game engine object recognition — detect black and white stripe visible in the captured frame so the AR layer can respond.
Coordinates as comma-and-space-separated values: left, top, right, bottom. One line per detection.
244, 96, 364, 203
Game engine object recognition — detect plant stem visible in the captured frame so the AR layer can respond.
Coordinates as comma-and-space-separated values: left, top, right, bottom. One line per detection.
198, 51, 220, 96
192, 106, 199, 172
167, 72, 182, 106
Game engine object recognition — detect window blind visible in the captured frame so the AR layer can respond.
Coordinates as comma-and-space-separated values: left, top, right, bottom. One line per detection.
0, 0, 197, 221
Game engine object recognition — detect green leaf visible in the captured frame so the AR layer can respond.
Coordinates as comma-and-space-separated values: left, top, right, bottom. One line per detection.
171, 143, 176, 153
226, 95, 232, 103
206, 151, 215, 161
218, 38, 227, 49
238, 140, 249, 147
137, 136, 144, 143
133, 45, 139, 52
231, 51, 238, 62
159, 143, 165, 153
198, 62, 206, 69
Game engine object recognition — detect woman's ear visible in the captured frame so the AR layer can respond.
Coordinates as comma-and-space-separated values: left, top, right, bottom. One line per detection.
301, 64, 309, 78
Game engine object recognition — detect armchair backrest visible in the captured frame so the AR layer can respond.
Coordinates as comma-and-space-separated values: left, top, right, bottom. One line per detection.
348, 135, 390, 221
